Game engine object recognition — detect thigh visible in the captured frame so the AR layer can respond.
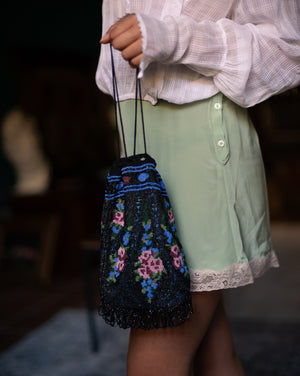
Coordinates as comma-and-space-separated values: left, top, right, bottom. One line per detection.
127, 291, 221, 376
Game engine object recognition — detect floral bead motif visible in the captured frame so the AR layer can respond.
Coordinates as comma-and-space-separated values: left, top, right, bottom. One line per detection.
113, 211, 124, 227
111, 200, 125, 232
134, 220, 166, 303
169, 244, 188, 275
162, 199, 189, 277
138, 250, 164, 279
168, 209, 175, 223
116, 247, 128, 272
108, 246, 128, 281
107, 199, 132, 283
122, 176, 131, 184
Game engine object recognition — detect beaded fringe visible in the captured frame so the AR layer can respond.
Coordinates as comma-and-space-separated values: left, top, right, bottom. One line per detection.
98, 298, 193, 330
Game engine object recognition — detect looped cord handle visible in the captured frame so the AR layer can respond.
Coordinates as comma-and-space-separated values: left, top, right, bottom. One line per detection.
110, 44, 147, 157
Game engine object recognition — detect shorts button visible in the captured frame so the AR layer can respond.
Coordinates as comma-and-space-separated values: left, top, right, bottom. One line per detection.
217, 139, 225, 147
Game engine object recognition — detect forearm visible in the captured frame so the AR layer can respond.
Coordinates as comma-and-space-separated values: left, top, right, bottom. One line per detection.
136, 6, 300, 107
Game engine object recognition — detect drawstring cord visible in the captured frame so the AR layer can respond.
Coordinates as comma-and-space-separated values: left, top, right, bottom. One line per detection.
110, 44, 147, 157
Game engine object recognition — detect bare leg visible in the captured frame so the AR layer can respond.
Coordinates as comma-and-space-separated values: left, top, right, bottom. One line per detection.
127, 291, 221, 376
193, 297, 245, 376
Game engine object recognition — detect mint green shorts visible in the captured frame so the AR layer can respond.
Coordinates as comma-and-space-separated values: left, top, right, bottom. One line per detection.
119, 93, 279, 291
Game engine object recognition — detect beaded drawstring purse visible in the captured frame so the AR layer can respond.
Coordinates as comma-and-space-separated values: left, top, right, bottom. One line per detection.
98, 45, 193, 329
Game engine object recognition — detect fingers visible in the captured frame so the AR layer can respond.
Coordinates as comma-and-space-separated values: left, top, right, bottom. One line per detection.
100, 14, 143, 67
111, 15, 139, 44
100, 14, 139, 45
111, 23, 141, 51
130, 53, 143, 68
121, 39, 142, 66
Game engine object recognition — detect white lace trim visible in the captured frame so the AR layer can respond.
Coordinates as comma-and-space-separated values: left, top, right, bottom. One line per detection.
190, 251, 279, 292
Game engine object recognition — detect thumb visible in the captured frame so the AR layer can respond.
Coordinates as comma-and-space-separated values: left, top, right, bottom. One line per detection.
100, 32, 111, 44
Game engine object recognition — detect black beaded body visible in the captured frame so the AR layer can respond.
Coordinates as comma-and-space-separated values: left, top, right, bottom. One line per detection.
99, 153, 193, 329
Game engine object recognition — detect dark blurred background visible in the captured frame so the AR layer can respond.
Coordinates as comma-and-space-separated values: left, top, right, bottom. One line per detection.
0, 0, 299, 360
0, 1, 116, 275
0, 1, 118, 351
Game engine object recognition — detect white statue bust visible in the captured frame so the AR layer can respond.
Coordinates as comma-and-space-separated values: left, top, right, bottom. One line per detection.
1, 109, 51, 195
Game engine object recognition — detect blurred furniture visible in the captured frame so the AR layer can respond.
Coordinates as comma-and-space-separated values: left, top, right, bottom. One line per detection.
81, 239, 100, 352
0, 184, 104, 281
0, 213, 59, 284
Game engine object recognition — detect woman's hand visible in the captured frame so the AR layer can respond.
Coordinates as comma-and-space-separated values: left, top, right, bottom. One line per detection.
100, 14, 143, 68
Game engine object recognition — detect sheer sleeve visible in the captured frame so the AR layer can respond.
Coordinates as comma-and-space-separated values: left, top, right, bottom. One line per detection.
136, 0, 300, 107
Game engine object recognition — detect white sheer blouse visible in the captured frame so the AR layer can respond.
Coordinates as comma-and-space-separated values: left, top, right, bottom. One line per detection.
95, 0, 300, 107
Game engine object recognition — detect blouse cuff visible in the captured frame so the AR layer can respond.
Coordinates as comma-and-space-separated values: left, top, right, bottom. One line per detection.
135, 12, 228, 79
135, 13, 173, 78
